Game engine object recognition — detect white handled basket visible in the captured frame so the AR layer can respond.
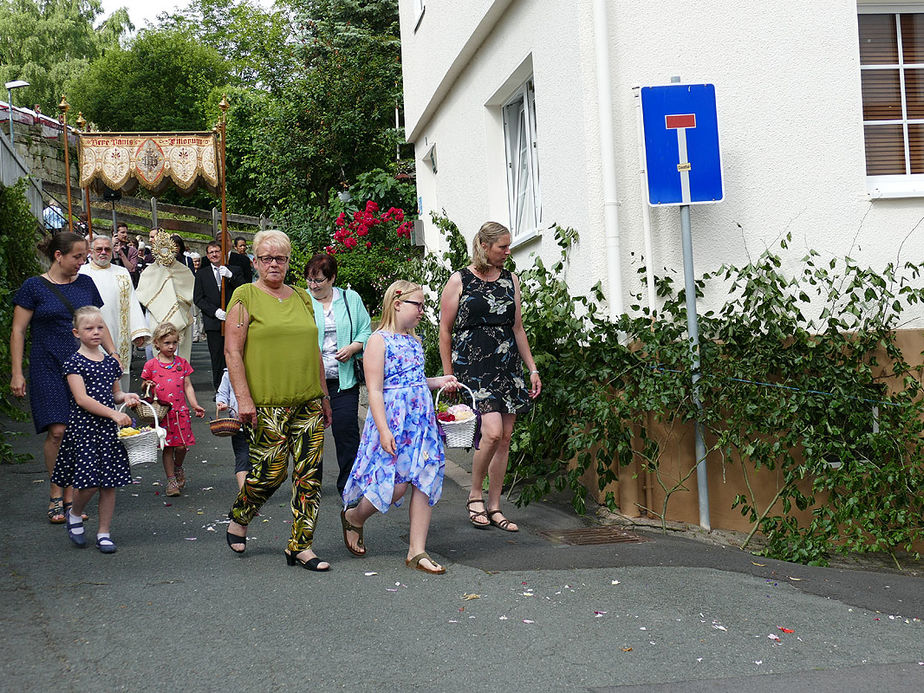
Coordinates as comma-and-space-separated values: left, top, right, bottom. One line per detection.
118, 400, 164, 466
435, 382, 479, 449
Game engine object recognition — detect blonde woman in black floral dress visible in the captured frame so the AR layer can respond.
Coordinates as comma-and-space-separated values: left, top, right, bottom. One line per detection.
439, 222, 541, 532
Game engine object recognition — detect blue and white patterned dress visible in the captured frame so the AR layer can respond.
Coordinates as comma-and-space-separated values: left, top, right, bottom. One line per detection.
342, 331, 445, 512
51, 353, 132, 489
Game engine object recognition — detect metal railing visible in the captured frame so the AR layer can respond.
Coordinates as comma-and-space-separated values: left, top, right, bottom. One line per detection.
0, 134, 44, 222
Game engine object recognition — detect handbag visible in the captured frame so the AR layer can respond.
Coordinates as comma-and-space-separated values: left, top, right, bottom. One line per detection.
342, 293, 365, 386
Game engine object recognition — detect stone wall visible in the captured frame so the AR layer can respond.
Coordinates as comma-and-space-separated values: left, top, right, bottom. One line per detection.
0, 114, 77, 188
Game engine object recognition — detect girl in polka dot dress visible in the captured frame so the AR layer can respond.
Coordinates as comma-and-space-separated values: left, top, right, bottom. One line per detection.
141, 322, 206, 497
52, 306, 141, 553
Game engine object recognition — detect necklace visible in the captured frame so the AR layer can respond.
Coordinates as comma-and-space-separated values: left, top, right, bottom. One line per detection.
470, 266, 501, 282
158, 357, 178, 370
44, 271, 73, 285
257, 282, 289, 302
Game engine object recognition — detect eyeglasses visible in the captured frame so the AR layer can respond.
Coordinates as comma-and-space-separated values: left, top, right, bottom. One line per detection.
401, 300, 425, 311
257, 255, 289, 266
305, 276, 329, 285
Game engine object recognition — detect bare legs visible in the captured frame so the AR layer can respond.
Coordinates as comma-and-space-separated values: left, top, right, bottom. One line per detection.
71, 487, 115, 533
343, 484, 443, 572
162, 446, 187, 478
468, 412, 518, 531
235, 471, 247, 490
44, 424, 68, 508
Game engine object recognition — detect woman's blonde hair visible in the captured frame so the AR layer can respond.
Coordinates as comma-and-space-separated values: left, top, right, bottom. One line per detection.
252, 229, 291, 257
72, 305, 103, 329
378, 280, 423, 335
471, 221, 511, 272
151, 321, 180, 347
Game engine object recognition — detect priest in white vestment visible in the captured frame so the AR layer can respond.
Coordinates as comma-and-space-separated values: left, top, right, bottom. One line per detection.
136, 230, 196, 362
80, 235, 151, 391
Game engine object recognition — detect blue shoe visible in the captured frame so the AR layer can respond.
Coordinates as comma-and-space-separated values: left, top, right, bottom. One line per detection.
96, 536, 117, 554
66, 515, 87, 548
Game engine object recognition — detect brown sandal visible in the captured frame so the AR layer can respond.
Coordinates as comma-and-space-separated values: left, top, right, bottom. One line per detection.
340, 509, 366, 557
487, 509, 519, 532
466, 499, 490, 529
405, 552, 445, 574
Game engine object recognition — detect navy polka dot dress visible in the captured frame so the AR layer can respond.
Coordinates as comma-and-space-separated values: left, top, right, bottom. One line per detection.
12, 275, 103, 433
51, 353, 132, 489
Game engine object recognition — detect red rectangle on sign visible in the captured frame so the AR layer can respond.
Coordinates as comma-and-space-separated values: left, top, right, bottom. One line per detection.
665, 113, 696, 129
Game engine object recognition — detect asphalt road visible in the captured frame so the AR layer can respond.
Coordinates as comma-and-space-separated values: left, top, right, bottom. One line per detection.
1, 343, 922, 692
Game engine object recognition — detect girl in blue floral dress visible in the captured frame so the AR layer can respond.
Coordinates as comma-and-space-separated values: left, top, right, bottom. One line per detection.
341, 280, 458, 574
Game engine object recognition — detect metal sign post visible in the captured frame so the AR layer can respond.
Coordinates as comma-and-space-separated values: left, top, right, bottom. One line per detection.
641, 83, 724, 531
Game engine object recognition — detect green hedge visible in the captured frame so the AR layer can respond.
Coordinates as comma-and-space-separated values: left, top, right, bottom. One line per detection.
0, 181, 43, 463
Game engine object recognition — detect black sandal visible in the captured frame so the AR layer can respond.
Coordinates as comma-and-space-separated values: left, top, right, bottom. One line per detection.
48, 497, 65, 524
466, 499, 490, 529
285, 550, 331, 571
226, 530, 247, 554
487, 509, 519, 532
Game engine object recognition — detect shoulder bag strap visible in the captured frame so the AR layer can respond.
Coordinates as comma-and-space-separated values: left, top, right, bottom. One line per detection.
40, 277, 76, 316
342, 289, 355, 342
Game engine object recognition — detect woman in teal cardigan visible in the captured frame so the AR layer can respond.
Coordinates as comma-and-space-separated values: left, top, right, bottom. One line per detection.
305, 254, 373, 498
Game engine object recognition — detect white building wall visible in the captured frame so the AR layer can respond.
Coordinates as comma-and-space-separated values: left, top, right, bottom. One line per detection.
399, 0, 515, 139
401, 0, 924, 318
403, 0, 604, 298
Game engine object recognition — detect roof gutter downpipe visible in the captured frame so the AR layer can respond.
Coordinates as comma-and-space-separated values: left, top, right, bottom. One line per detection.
593, 0, 624, 321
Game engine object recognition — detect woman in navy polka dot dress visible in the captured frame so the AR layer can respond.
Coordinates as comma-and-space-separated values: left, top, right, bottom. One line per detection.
10, 233, 114, 524
51, 307, 141, 553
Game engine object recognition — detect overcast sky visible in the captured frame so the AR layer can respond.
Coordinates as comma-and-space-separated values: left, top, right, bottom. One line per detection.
100, 0, 184, 30
100, 0, 277, 33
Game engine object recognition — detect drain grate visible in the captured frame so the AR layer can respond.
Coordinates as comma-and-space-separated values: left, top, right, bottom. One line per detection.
539, 526, 646, 546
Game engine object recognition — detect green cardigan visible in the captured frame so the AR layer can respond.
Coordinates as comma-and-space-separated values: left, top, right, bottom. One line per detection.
310, 287, 372, 390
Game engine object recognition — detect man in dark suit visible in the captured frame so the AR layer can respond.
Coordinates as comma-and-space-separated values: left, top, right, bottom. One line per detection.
226, 234, 253, 283
194, 241, 244, 389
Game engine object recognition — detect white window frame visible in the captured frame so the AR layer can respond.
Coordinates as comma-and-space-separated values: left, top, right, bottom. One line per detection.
413, 0, 426, 31
502, 79, 542, 242
859, 5, 924, 198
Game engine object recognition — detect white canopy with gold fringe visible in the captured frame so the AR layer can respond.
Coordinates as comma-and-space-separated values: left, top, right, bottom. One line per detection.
78, 132, 220, 196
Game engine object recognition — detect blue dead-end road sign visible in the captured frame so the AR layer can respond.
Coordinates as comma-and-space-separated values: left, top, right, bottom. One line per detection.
641, 84, 724, 206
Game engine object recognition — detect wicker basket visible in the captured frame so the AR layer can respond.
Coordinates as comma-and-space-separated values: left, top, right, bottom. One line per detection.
209, 404, 242, 437
435, 383, 479, 449
133, 382, 171, 427
118, 401, 163, 466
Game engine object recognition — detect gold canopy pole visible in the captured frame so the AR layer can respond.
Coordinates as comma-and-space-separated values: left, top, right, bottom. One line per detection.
218, 95, 230, 335
75, 112, 92, 239
58, 96, 74, 234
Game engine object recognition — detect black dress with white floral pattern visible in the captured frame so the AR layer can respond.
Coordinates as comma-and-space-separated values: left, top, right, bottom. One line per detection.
451, 268, 531, 415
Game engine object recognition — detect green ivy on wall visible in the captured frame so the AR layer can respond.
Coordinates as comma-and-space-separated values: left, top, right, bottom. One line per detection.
500, 226, 924, 566
0, 181, 42, 463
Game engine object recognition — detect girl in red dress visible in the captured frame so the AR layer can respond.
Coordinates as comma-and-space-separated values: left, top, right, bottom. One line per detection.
141, 322, 205, 496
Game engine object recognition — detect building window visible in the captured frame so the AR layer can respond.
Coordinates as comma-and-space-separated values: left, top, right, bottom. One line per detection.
858, 10, 924, 196
503, 79, 541, 238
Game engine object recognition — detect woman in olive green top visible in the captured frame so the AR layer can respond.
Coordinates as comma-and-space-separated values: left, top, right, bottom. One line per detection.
224, 230, 333, 572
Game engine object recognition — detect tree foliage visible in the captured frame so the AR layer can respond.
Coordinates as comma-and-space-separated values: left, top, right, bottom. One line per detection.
258, 0, 404, 207
68, 27, 230, 132
157, 0, 294, 91
0, 0, 132, 113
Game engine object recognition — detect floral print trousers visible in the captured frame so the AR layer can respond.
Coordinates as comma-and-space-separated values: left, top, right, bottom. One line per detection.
229, 400, 324, 552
